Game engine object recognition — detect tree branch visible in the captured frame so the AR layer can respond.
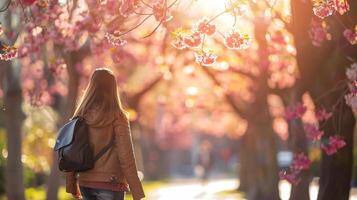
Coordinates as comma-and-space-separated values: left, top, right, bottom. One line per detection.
262, 0, 293, 33
200, 66, 250, 119
228, 66, 256, 80
127, 74, 163, 109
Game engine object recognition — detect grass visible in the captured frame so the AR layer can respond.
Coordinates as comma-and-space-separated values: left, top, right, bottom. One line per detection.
25, 187, 72, 200
217, 189, 246, 200
0, 181, 168, 200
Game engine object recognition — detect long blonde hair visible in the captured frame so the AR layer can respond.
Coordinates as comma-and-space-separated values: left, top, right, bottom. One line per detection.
73, 68, 127, 126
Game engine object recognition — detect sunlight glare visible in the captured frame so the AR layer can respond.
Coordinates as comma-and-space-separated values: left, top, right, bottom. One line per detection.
198, 0, 227, 13
192, 0, 246, 31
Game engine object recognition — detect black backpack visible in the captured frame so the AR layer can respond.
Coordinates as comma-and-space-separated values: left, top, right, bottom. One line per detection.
54, 117, 115, 172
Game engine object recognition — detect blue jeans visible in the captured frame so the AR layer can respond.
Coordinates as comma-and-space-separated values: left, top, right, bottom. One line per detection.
79, 186, 125, 200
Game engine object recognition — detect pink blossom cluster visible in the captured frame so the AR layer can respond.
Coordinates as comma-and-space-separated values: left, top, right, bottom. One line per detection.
172, 18, 218, 50
284, 103, 307, 121
291, 153, 312, 170
18, 2, 101, 57
120, 0, 172, 22
18, 8, 53, 56
22, 0, 37, 6
0, 45, 18, 61
345, 63, 357, 110
105, 32, 127, 47
172, 18, 250, 67
312, 0, 349, 19
103, 0, 121, 16
303, 123, 324, 141
316, 108, 333, 121
119, 0, 140, 17
279, 170, 301, 185
18, 23, 48, 58
153, 0, 172, 22
224, 31, 250, 50
183, 32, 203, 48
309, 19, 331, 47
171, 31, 202, 50
343, 27, 357, 45
345, 93, 357, 110
321, 135, 346, 155
346, 63, 357, 81
171, 19, 218, 66
313, 0, 335, 19
280, 153, 311, 185
334, 0, 350, 15
0, 24, 3, 36
49, 59, 66, 76
22, 62, 53, 106
90, 40, 112, 56
281, 103, 347, 184
194, 18, 216, 36
194, 51, 217, 67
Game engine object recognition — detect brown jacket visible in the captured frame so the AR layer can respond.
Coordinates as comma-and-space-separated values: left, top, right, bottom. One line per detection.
65, 112, 145, 200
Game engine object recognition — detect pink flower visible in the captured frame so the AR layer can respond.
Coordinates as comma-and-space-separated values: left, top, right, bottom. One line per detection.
279, 170, 301, 185
309, 19, 331, 47
304, 123, 324, 141
284, 103, 307, 121
194, 51, 217, 66
291, 153, 312, 171
0, 24, 3, 36
0, 44, 18, 61
343, 28, 357, 45
279, 153, 311, 185
153, 1, 172, 22
194, 18, 216, 36
49, 59, 66, 76
316, 108, 332, 121
224, 31, 250, 50
334, 0, 350, 15
321, 135, 346, 155
105, 32, 127, 47
346, 63, 357, 81
111, 49, 125, 64
345, 93, 357, 110
21, 0, 37, 6
171, 36, 187, 50
183, 32, 203, 48
313, 0, 334, 19
120, 0, 139, 17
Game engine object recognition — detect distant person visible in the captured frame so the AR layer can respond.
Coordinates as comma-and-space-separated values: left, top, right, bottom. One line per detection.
197, 140, 213, 183
65, 68, 145, 200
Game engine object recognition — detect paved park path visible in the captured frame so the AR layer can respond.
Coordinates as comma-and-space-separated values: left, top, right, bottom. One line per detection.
147, 179, 357, 200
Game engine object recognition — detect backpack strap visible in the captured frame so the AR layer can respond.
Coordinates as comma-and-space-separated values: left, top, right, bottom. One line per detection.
93, 125, 116, 162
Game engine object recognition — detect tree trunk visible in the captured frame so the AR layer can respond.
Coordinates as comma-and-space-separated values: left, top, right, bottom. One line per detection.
238, 136, 249, 192
3, 60, 26, 200
243, 96, 280, 200
46, 51, 80, 200
125, 75, 163, 173
290, 0, 357, 198
243, 15, 280, 200
317, 86, 355, 200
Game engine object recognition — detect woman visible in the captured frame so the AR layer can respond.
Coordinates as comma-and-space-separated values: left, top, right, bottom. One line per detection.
66, 68, 145, 200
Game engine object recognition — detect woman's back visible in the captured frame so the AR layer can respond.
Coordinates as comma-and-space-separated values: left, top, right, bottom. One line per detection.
65, 68, 145, 200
